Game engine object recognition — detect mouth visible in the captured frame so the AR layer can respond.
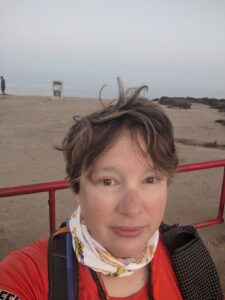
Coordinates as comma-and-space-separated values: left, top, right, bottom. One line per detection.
111, 226, 145, 238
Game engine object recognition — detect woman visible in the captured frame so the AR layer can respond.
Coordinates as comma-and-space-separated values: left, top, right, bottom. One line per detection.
0, 79, 223, 299
59, 79, 180, 299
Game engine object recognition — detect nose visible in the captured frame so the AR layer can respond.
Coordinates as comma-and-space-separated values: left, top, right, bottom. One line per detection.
117, 188, 144, 217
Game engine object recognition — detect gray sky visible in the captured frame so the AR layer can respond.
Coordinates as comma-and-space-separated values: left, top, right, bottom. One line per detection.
1, 0, 225, 98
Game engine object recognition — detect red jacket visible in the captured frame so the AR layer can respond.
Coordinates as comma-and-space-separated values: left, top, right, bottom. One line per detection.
0, 238, 182, 299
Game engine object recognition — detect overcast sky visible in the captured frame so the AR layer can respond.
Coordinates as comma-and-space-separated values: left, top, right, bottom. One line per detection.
1, 0, 225, 98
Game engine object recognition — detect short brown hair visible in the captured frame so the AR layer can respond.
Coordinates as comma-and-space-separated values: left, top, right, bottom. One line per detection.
58, 78, 178, 193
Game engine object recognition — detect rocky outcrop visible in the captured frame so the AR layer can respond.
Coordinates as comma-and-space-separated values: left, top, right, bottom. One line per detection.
153, 96, 225, 111
157, 97, 192, 109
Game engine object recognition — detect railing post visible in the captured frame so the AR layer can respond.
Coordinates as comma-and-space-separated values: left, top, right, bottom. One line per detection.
48, 190, 56, 233
218, 166, 225, 221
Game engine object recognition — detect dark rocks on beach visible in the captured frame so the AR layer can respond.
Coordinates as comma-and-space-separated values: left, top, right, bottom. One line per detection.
215, 119, 225, 126
153, 96, 225, 111
158, 97, 192, 109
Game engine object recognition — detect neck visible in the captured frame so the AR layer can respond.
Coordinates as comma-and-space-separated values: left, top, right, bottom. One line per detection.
100, 265, 149, 298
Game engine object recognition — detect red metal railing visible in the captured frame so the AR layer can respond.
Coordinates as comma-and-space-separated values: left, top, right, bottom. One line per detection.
0, 159, 225, 233
0, 180, 69, 233
177, 160, 225, 229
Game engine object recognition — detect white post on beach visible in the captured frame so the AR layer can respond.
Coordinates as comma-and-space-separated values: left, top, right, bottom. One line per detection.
52, 80, 63, 99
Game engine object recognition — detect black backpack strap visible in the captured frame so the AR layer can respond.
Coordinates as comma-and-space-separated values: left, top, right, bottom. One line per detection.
48, 226, 79, 300
160, 223, 224, 300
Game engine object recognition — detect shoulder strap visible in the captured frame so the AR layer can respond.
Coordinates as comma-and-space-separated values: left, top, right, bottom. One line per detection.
160, 223, 224, 300
48, 225, 79, 300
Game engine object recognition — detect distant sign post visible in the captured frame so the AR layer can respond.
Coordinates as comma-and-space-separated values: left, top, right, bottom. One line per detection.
52, 80, 63, 98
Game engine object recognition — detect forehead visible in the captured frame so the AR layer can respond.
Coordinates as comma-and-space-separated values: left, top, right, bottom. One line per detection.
87, 130, 154, 172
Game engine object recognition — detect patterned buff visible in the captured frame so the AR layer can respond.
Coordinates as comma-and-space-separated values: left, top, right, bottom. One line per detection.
69, 206, 159, 277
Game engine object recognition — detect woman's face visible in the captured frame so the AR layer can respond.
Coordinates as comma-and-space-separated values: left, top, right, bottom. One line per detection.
76, 130, 168, 258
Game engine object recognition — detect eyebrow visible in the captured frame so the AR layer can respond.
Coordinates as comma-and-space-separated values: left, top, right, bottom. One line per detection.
90, 167, 118, 175
86, 167, 115, 181
90, 165, 157, 176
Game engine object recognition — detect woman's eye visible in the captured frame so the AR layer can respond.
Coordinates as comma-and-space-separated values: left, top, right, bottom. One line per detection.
144, 176, 157, 184
101, 178, 113, 186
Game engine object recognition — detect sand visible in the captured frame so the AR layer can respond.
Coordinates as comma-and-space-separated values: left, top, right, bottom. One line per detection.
0, 94, 225, 291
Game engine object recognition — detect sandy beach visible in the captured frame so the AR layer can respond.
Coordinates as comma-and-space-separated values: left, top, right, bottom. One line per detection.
0, 94, 225, 290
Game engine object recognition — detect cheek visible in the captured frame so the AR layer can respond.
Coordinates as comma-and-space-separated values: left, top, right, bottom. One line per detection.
145, 187, 167, 216
78, 186, 115, 221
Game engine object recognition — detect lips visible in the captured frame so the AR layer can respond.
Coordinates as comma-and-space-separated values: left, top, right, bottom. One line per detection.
111, 226, 145, 238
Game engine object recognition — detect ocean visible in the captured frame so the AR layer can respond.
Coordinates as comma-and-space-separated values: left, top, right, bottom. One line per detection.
4, 72, 130, 99
3, 71, 225, 99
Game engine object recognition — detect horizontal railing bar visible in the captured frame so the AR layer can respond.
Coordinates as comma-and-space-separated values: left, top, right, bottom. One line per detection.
194, 216, 224, 229
0, 159, 224, 233
1, 160, 225, 198
177, 159, 225, 172
0, 180, 69, 197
